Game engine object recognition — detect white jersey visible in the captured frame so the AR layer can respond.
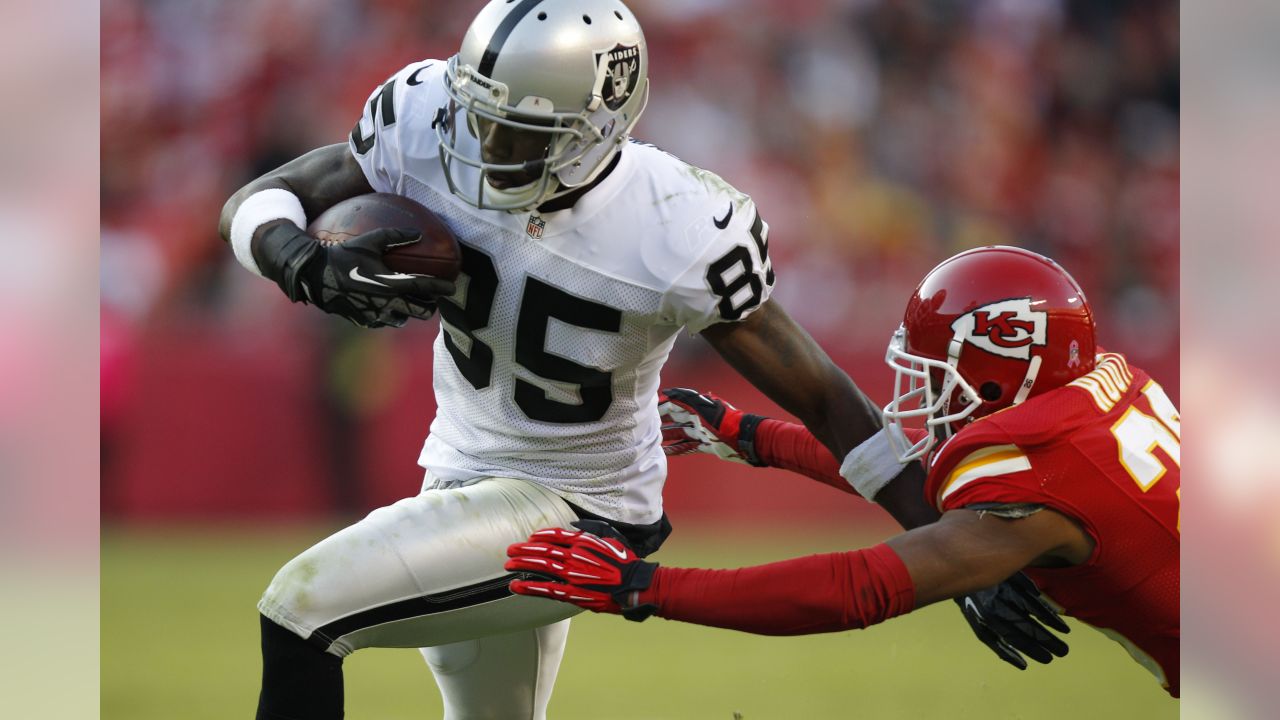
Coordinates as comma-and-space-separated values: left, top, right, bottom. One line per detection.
349, 60, 774, 524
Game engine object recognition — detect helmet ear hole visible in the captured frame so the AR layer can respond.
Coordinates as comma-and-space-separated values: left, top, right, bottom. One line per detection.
979, 382, 1003, 402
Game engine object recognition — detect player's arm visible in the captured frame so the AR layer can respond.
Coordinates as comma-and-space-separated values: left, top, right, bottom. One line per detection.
217, 144, 452, 327
698, 300, 938, 529
660, 387, 927, 495
507, 508, 1087, 638
217, 143, 373, 242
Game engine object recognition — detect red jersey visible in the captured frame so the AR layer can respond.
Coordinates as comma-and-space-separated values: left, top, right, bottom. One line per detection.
926, 353, 1180, 695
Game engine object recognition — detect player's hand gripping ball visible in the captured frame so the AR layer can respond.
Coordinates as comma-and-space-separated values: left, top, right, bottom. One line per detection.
308, 193, 462, 280
300, 193, 461, 328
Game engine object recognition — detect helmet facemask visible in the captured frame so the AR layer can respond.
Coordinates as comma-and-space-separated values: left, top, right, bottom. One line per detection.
882, 326, 983, 463
438, 54, 648, 212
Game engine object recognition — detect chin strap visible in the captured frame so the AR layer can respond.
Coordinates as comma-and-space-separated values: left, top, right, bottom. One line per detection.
1011, 355, 1043, 406
938, 333, 967, 426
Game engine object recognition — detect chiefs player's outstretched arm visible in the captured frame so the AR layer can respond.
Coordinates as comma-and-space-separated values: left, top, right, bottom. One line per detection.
887, 507, 1094, 606
639, 507, 1089, 634
218, 143, 373, 244
700, 300, 940, 529
508, 505, 1089, 637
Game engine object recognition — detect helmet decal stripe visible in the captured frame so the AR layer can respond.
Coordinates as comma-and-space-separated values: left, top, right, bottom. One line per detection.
479, 0, 546, 78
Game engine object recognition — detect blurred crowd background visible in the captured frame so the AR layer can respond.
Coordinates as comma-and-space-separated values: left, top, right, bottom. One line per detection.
100, 0, 1180, 524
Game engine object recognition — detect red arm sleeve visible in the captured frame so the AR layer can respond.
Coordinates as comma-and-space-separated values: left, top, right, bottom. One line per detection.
754, 420, 929, 499
754, 418, 853, 494
637, 543, 915, 635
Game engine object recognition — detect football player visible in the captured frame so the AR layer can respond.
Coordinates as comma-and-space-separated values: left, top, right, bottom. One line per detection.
218, 2, 1066, 717
507, 246, 1181, 697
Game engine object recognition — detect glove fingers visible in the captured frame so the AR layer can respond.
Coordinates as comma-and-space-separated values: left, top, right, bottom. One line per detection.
350, 227, 421, 253
972, 621, 1029, 670
660, 388, 700, 405
362, 273, 453, 298
987, 620, 1055, 664
526, 527, 583, 544
1023, 595, 1071, 634
1008, 573, 1071, 634
658, 400, 695, 417
379, 310, 409, 328
1036, 627, 1070, 658
657, 402, 695, 423
661, 420, 699, 454
504, 555, 567, 578
401, 276, 456, 297
509, 579, 611, 611
1008, 571, 1038, 594
1015, 617, 1069, 658
957, 599, 1028, 671
662, 441, 701, 456
506, 536, 577, 558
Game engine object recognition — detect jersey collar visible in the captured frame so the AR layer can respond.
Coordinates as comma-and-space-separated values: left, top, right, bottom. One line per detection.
536, 151, 623, 214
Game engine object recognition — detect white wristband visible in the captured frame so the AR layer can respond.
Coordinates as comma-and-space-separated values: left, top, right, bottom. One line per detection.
838, 428, 908, 502
229, 188, 308, 277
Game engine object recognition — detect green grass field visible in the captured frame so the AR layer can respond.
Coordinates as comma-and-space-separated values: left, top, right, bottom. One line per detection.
103, 524, 1177, 719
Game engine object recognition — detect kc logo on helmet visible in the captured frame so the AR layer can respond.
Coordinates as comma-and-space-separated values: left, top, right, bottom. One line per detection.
951, 298, 1047, 360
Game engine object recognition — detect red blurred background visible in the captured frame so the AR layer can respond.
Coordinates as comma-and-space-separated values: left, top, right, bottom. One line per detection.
99, 0, 1178, 525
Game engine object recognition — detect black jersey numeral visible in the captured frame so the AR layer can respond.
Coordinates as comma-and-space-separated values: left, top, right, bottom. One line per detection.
436, 245, 499, 389
351, 79, 397, 155
706, 210, 772, 320
436, 249, 624, 423
749, 211, 774, 287
515, 278, 623, 423
706, 245, 764, 321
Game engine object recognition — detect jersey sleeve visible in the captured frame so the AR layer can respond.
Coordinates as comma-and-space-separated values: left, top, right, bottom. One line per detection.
660, 196, 776, 334
348, 60, 445, 194
930, 440, 1055, 513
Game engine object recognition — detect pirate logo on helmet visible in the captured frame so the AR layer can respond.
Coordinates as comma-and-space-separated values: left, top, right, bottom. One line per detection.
597, 44, 640, 111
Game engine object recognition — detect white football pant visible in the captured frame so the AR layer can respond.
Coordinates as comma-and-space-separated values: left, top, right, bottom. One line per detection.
258, 476, 583, 720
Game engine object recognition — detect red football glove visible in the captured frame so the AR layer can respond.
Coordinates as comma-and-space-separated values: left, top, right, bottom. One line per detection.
506, 520, 659, 621
658, 387, 768, 466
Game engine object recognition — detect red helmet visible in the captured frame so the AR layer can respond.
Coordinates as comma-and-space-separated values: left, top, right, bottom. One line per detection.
883, 246, 1096, 461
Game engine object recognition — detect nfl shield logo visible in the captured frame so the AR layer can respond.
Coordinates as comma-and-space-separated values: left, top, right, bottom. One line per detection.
526, 214, 546, 240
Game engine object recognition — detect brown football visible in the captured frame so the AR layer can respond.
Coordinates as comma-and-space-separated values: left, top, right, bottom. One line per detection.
307, 193, 462, 280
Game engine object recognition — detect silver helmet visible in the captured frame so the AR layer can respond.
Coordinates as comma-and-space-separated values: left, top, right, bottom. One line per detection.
438, 0, 650, 212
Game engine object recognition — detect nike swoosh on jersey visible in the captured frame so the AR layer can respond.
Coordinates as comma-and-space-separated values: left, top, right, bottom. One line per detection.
349, 267, 390, 287
713, 204, 733, 229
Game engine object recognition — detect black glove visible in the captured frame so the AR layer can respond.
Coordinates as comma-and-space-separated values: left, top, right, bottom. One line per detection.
254, 221, 455, 328
955, 572, 1071, 669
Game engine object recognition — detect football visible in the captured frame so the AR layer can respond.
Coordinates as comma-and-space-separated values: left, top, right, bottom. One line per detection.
307, 193, 462, 280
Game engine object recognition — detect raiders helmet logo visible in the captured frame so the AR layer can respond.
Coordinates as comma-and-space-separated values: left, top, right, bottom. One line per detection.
951, 298, 1047, 360
597, 44, 640, 111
